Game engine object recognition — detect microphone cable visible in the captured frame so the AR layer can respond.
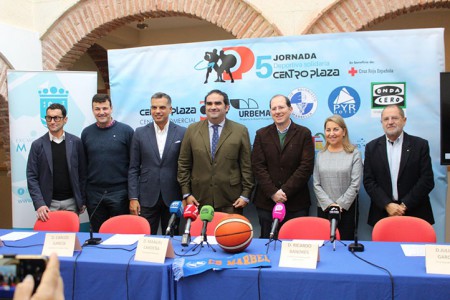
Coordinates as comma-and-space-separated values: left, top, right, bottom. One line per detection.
1, 242, 43, 248
71, 249, 83, 300
349, 250, 394, 300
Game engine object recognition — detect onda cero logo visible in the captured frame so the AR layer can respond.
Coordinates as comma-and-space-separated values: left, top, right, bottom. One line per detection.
194, 47, 255, 84
371, 82, 406, 109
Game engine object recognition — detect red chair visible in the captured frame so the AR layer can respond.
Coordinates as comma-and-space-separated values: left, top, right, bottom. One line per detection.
191, 212, 228, 236
99, 215, 151, 234
33, 211, 80, 232
278, 216, 340, 240
372, 216, 436, 243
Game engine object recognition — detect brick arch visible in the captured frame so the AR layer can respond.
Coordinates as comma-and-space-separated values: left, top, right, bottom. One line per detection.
0, 54, 13, 171
303, 0, 450, 34
41, 0, 282, 70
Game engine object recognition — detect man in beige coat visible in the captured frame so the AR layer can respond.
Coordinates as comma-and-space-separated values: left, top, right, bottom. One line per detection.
177, 89, 254, 214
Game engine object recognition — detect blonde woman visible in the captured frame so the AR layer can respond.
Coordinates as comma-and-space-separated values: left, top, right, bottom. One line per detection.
313, 115, 363, 240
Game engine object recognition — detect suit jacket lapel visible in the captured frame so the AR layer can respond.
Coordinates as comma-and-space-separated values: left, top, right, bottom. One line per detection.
65, 134, 73, 171
161, 122, 176, 162
43, 136, 53, 174
398, 133, 411, 178
268, 124, 282, 154
377, 136, 391, 181
147, 123, 161, 162
282, 122, 297, 153
216, 120, 232, 154
199, 121, 212, 161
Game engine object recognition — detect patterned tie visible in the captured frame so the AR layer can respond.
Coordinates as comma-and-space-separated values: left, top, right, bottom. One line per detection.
211, 124, 220, 160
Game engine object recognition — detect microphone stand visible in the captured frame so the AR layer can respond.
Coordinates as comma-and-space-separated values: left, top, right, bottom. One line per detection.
265, 226, 282, 253
191, 229, 217, 253
348, 195, 364, 252
84, 190, 106, 246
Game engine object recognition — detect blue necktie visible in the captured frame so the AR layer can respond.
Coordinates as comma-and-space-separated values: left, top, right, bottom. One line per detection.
211, 125, 220, 160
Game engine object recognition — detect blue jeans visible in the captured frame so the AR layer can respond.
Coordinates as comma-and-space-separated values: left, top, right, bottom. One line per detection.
86, 188, 129, 232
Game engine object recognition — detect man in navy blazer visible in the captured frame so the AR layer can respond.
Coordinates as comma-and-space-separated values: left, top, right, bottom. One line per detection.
364, 105, 435, 226
128, 92, 186, 235
27, 103, 86, 222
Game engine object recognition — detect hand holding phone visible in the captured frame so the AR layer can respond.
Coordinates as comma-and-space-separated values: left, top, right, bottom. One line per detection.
12, 253, 63, 300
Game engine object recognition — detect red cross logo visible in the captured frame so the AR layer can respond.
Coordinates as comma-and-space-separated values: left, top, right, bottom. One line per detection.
348, 67, 358, 76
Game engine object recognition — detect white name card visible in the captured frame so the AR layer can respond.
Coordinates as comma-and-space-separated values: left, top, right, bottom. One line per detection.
425, 244, 450, 275
135, 237, 174, 264
279, 241, 319, 269
41, 233, 81, 257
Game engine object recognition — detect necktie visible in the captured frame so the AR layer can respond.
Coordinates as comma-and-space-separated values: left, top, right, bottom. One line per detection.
211, 125, 219, 160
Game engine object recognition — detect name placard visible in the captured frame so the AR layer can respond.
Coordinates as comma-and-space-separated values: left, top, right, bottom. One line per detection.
425, 244, 450, 275
279, 241, 319, 269
135, 237, 174, 264
41, 233, 81, 257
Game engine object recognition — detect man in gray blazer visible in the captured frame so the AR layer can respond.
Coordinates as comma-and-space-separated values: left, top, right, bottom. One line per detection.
27, 103, 86, 222
129, 92, 186, 235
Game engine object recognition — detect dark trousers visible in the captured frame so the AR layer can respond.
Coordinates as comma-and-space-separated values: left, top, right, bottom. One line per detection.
140, 194, 178, 235
317, 201, 356, 241
257, 207, 309, 239
86, 189, 129, 233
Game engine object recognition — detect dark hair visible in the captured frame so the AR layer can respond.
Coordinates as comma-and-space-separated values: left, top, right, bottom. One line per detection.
92, 93, 112, 107
205, 89, 229, 106
47, 103, 67, 117
269, 94, 291, 109
151, 92, 172, 105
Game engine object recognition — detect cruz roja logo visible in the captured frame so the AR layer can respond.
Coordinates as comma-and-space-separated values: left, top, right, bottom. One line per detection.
328, 86, 360, 118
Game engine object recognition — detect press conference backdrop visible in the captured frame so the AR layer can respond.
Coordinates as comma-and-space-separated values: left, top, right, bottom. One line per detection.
109, 28, 447, 241
7, 71, 97, 229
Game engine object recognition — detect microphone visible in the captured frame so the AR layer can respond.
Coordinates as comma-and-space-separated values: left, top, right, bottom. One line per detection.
269, 203, 286, 240
165, 201, 184, 236
199, 205, 214, 241
181, 204, 199, 246
84, 190, 107, 245
328, 206, 340, 242
348, 195, 364, 252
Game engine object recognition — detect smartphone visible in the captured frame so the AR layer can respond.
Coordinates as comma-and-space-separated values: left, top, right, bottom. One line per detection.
0, 255, 47, 294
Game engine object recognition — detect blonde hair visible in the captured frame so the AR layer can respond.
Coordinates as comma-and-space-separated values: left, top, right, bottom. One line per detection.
323, 115, 356, 153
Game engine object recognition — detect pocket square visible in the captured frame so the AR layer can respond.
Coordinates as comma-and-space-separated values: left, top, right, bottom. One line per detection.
175, 140, 181, 143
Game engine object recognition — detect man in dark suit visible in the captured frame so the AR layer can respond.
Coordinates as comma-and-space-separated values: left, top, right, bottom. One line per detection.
364, 104, 434, 226
251, 94, 315, 238
27, 103, 86, 222
129, 92, 186, 235
178, 89, 254, 214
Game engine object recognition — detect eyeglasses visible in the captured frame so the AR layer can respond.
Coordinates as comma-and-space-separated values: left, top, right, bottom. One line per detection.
45, 116, 64, 122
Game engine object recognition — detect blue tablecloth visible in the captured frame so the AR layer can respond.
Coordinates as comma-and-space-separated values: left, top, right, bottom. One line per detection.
0, 229, 173, 300
1, 229, 449, 300
172, 239, 450, 300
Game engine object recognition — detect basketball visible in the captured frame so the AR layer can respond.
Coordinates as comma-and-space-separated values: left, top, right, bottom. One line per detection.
214, 214, 253, 253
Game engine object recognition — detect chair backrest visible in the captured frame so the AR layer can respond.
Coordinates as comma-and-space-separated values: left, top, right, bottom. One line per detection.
278, 216, 340, 240
33, 211, 80, 232
99, 215, 151, 234
191, 212, 228, 236
372, 216, 436, 243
